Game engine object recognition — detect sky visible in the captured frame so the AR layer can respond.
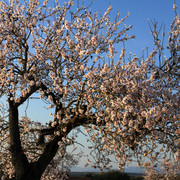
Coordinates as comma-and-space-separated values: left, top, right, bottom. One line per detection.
90, 0, 176, 57
2, 0, 179, 171
18, 0, 178, 123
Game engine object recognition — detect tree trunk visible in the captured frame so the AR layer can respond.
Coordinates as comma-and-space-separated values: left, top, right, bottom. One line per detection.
8, 98, 30, 179
18, 163, 43, 180
8, 97, 60, 180
2, 165, 43, 180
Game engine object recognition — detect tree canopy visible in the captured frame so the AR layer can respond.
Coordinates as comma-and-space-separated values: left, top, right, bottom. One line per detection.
0, 0, 179, 179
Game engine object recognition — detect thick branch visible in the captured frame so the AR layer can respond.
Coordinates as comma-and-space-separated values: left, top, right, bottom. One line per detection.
15, 79, 62, 108
15, 84, 39, 107
40, 83, 63, 107
34, 114, 97, 175
34, 137, 59, 177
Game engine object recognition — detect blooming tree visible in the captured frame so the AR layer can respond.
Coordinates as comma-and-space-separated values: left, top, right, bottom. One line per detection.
0, 0, 179, 179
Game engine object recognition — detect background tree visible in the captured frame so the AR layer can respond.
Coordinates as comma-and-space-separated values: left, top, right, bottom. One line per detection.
0, 0, 179, 179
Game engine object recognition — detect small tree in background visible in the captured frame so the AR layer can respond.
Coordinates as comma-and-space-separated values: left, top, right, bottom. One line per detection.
0, 0, 179, 179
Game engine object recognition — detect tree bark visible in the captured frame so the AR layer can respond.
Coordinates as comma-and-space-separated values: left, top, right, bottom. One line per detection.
35, 138, 59, 178
8, 98, 30, 179
8, 97, 61, 180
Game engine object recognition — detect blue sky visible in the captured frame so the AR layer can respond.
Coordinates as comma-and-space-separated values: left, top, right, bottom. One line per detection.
91, 0, 176, 57
21, 0, 178, 121
2, 0, 179, 170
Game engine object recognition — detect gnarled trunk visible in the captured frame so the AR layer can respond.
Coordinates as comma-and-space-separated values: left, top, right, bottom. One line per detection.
9, 98, 30, 179
18, 164, 43, 180
8, 98, 59, 180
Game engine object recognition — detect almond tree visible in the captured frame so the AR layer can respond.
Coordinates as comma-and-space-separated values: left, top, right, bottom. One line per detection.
0, 0, 179, 179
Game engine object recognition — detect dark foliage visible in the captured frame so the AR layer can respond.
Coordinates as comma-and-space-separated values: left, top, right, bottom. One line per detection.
91, 170, 130, 180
